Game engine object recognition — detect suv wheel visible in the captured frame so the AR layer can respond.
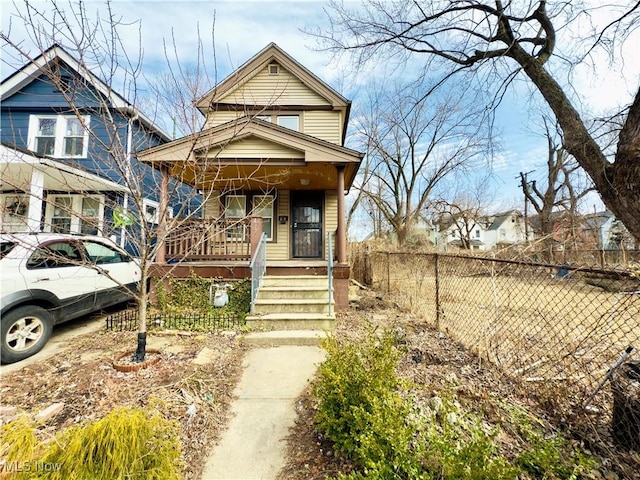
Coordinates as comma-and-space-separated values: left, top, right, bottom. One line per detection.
1, 306, 53, 364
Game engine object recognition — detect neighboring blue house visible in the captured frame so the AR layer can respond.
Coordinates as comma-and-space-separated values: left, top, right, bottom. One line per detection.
0, 44, 198, 253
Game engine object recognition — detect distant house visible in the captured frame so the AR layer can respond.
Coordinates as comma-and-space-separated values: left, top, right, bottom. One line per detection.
484, 210, 528, 249
0, 44, 195, 251
439, 209, 527, 251
439, 216, 487, 251
137, 43, 364, 310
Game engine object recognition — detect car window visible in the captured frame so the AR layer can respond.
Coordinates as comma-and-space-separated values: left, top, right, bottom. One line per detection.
0, 242, 16, 259
26, 241, 83, 269
83, 241, 127, 265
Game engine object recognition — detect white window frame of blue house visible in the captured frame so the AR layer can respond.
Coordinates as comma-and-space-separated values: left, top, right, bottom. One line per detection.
28, 114, 90, 158
44, 194, 105, 234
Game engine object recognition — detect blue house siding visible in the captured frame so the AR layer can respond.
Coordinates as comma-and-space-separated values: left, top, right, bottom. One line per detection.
1, 46, 201, 249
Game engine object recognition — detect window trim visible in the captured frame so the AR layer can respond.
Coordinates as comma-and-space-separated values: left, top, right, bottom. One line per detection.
252, 194, 275, 241
28, 114, 90, 158
44, 194, 104, 235
0, 194, 30, 232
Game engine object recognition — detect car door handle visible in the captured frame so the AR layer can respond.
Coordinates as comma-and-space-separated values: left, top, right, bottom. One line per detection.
34, 277, 51, 282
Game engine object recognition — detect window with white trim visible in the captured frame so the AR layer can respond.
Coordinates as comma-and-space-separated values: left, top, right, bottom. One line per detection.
225, 195, 246, 239
0, 194, 29, 232
276, 115, 299, 131
252, 195, 274, 241
28, 115, 90, 158
252, 113, 300, 131
45, 195, 104, 234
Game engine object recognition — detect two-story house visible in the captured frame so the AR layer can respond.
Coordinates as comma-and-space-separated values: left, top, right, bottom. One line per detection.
0, 44, 194, 252
138, 43, 364, 314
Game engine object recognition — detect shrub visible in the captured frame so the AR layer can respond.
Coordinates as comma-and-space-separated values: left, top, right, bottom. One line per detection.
510, 405, 599, 479
313, 332, 404, 458
0, 407, 182, 480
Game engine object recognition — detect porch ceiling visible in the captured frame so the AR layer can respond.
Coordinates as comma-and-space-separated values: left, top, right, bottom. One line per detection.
0, 147, 126, 193
169, 160, 357, 191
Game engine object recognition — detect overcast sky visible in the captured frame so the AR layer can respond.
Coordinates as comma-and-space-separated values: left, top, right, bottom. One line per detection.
3, 0, 639, 216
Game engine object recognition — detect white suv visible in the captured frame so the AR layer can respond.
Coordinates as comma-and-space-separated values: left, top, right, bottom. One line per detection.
1, 233, 140, 364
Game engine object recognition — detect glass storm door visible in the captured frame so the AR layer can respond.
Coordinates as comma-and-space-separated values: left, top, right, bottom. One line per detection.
292, 193, 323, 258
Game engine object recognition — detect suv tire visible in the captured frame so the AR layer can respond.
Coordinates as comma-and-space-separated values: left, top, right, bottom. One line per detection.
1, 306, 53, 364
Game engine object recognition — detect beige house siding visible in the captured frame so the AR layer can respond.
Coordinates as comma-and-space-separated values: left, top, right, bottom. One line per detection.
266, 189, 290, 261
203, 194, 222, 218
325, 190, 338, 259
207, 137, 303, 159
304, 110, 342, 145
204, 111, 241, 129
218, 65, 331, 107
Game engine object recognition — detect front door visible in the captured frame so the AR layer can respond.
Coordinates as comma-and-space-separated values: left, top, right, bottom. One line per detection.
292, 192, 323, 258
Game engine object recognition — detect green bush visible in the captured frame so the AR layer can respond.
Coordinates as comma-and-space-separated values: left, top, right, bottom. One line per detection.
315, 332, 516, 480
313, 332, 404, 457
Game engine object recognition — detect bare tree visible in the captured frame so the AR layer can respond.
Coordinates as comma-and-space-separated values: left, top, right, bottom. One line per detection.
316, 0, 640, 242
351, 78, 491, 245
1, 1, 258, 362
521, 118, 594, 255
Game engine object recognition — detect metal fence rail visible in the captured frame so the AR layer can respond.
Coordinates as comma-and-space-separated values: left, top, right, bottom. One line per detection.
105, 309, 244, 332
350, 248, 640, 412
250, 232, 267, 313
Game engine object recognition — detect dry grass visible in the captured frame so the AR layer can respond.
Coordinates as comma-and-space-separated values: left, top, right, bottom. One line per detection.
363, 251, 640, 410
0, 330, 246, 480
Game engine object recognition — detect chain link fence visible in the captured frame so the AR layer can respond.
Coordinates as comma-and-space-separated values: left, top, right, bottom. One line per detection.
351, 246, 640, 420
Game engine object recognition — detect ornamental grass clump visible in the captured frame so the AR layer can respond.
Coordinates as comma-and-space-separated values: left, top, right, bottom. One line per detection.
0, 407, 182, 480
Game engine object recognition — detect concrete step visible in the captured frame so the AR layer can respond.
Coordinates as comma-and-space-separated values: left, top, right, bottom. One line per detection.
253, 298, 333, 315
261, 275, 329, 288
257, 286, 329, 300
245, 313, 335, 331
241, 330, 332, 347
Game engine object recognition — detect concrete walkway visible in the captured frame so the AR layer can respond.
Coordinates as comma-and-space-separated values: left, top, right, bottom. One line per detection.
201, 345, 326, 480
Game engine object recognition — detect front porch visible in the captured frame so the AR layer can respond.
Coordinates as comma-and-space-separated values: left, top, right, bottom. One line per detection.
153, 213, 350, 309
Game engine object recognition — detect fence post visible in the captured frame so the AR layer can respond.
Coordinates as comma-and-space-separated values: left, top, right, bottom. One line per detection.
435, 253, 441, 331
386, 251, 391, 294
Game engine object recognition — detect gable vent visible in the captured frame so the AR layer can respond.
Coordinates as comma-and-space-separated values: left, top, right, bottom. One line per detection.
268, 63, 279, 75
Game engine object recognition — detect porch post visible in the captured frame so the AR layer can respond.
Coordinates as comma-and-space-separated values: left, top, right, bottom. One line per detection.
250, 215, 263, 256
155, 165, 169, 264
336, 165, 347, 264
27, 168, 44, 232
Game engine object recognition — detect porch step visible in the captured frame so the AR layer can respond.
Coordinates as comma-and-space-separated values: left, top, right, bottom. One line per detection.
261, 275, 330, 288
241, 330, 331, 347
253, 298, 332, 315
245, 313, 335, 331
257, 286, 329, 300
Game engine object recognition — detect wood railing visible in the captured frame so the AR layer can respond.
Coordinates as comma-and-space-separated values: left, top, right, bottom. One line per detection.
165, 218, 252, 261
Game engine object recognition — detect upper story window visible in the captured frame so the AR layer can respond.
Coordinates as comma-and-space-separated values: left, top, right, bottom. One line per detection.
253, 113, 300, 132
28, 114, 90, 158
276, 115, 299, 131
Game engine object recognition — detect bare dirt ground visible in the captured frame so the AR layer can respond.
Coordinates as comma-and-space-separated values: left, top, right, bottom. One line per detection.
2, 289, 639, 479
278, 286, 640, 480
0, 323, 246, 480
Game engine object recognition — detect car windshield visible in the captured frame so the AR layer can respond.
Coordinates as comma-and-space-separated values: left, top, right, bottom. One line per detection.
0, 241, 16, 259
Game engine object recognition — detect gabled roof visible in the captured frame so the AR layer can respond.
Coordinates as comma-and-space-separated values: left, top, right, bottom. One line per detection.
139, 115, 362, 163
1, 44, 170, 142
196, 43, 349, 111
195, 43, 351, 143
137, 115, 363, 190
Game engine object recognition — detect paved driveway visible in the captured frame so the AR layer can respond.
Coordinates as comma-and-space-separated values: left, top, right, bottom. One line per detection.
0, 313, 106, 375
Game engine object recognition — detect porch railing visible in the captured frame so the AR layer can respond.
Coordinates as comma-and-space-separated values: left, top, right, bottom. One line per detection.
327, 231, 334, 316
165, 218, 251, 261
250, 232, 268, 313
